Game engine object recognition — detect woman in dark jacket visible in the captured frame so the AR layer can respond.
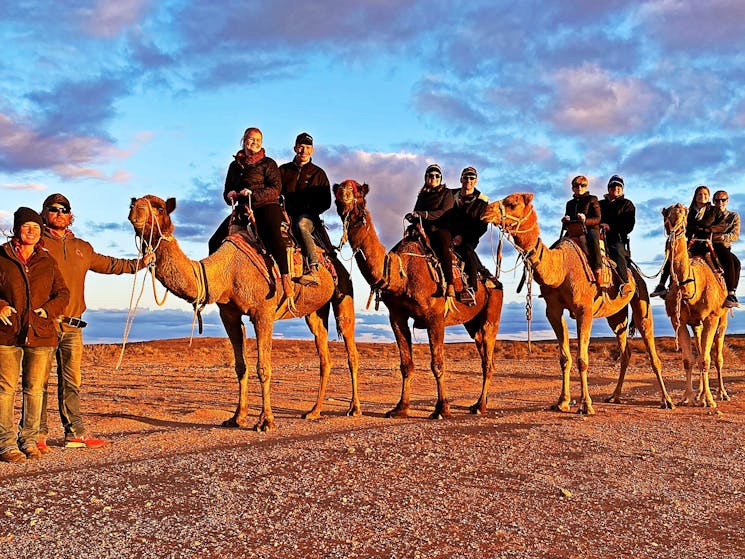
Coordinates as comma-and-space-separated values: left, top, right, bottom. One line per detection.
406, 164, 456, 297
0, 207, 69, 463
208, 127, 293, 300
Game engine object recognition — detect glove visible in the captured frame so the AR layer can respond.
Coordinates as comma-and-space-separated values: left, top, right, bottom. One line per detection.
239, 188, 252, 197
34, 308, 48, 319
577, 213, 586, 222
227, 191, 240, 202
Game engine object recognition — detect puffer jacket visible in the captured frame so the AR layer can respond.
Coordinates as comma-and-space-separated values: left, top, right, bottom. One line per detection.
223, 150, 282, 209
0, 242, 69, 347
564, 192, 601, 230
599, 194, 635, 244
279, 159, 331, 219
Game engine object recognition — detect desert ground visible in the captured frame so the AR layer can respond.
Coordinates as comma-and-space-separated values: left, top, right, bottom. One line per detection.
1, 334, 744, 559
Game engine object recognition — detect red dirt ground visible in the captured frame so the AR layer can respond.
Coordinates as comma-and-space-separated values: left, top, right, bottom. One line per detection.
1, 334, 744, 558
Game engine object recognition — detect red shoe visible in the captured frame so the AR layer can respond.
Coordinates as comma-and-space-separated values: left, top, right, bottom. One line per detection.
64, 434, 107, 449
36, 436, 50, 454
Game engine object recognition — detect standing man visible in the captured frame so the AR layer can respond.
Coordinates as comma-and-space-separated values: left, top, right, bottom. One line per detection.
449, 166, 491, 305
39, 194, 151, 450
599, 175, 635, 296
279, 132, 332, 283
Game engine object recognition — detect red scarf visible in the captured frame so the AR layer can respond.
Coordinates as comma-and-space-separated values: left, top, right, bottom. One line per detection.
235, 148, 266, 166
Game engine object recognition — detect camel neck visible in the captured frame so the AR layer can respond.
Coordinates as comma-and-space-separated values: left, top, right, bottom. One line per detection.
347, 209, 403, 294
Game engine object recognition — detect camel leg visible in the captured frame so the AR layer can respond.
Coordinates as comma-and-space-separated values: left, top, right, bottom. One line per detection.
627, 285, 674, 409
427, 319, 451, 420
303, 306, 332, 420
605, 309, 631, 404
253, 311, 277, 431
575, 311, 595, 415
387, 309, 414, 418
220, 307, 251, 428
677, 324, 697, 406
713, 312, 729, 401
696, 318, 719, 408
467, 289, 502, 415
333, 295, 362, 416
546, 305, 572, 412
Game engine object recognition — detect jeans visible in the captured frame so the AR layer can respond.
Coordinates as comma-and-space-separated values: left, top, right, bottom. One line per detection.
40, 329, 85, 437
294, 214, 319, 267
0, 345, 53, 452
606, 239, 629, 283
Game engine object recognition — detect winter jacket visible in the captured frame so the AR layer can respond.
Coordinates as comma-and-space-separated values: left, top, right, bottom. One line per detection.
413, 184, 454, 230
449, 188, 489, 247
0, 242, 69, 347
43, 229, 142, 331
599, 194, 635, 244
279, 160, 331, 220
564, 192, 601, 230
711, 210, 740, 248
686, 203, 721, 240
223, 151, 282, 209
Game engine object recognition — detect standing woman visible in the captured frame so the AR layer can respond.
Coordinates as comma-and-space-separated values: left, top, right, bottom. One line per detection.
0, 208, 69, 463
406, 164, 456, 297
208, 127, 294, 301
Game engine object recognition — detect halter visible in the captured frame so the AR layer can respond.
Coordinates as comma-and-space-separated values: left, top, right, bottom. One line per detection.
494, 200, 538, 236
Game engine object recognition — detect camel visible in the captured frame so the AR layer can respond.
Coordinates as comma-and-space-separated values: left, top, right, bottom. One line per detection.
481, 193, 674, 414
333, 180, 504, 418
128, 195, 360, 431
661, 203, 729, 407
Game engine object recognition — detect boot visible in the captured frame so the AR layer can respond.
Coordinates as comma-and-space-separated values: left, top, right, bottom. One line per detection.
445, 283, 456, 299
299, 262, 320, 286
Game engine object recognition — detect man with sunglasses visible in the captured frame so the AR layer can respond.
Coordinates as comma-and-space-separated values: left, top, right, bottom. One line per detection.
39, 194, 152, 450
711, 190, 740, 308
562, 175, 602, 284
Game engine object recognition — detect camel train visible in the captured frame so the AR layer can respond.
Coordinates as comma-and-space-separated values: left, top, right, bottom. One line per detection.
128, 188, 733, 428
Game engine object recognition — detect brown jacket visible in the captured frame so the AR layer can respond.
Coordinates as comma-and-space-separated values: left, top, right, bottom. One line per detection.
43, 229, 143, 331
0, 241, 70, 347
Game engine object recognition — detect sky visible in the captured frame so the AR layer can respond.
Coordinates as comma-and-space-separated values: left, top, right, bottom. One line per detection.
1, 0, 744, 344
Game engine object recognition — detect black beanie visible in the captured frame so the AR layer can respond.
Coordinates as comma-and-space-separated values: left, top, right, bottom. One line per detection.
13, 207, 44, 234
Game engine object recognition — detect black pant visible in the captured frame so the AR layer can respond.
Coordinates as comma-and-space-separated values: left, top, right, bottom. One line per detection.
427, 228, 454, 284
208, 203, 290, 275
713, 244, 740, 292
606, 239, 629, 283
586, 228, 601, 270
454, 243, 481, 288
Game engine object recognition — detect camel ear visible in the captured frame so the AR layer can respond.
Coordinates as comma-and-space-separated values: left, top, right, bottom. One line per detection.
361, 183, 369, 196
521, 193, 534, 205
332, 183, 340, 196
166, 197, 176, 214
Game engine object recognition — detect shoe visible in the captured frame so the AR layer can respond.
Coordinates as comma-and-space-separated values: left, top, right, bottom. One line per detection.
0, 449, 26, 463
724, 294, 740, 308
22, 446, 42, 460
650, 284, 668, 298
64, 434, 107, 449
36, 436, 50, 455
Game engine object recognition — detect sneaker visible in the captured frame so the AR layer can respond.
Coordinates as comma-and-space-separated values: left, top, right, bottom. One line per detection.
64, 434, 107, 449
22, 446, 42, 460
36, 436, 50, 455
0, 449, 26, 463
650, 284, 668, 298
724, 294, 740, 308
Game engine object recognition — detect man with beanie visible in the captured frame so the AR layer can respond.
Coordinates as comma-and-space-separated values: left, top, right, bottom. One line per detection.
599, 175, 635, 296
39, 194, 152, 450
279, 132, 332, 284
449, 167, 493, 305
1, 207, 69, 462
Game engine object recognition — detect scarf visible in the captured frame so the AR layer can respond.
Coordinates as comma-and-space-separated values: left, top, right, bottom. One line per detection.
235, 148, 266, 166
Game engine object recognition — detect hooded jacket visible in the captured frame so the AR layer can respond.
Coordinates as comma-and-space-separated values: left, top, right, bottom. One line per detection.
0, 242, 69, 347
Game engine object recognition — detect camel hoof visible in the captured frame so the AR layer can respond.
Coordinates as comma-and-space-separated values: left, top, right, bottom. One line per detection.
469, 405, 484, 415
385, 407, 409, 418
302, 409, 322, 420
660, 398, 675, 410
718, 392, 731, 402
551, 402, 571, 413
604, 395, 621, 404
677, 399, 693, 407
700, 400, 717, 409
428, 410, 451, 420
577, 405, 596, 415
253, 420, 277, 432
221, 416, 247, 428
346, 405, 362, 417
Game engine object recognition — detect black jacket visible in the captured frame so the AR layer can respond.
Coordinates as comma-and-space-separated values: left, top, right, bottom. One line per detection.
686, 203, 721, 240
223, 151, 282, 209
599, 194, 635, 244
413, 184, 454, 230
449, 188, 489, 247
564, 192, 601, 230
278, 160, 331, 219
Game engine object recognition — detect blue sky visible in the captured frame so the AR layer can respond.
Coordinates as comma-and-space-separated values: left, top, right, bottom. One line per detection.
1, 0, 743, 342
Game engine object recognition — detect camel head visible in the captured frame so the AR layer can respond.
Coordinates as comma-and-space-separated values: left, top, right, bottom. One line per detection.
128, 195, 177, 241
334, 180, 369, 222
662, 203, 687, 236
482, 192, 535, 233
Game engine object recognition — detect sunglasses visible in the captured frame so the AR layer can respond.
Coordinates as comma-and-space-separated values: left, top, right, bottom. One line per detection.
426, 173, 442, 179
572, 183, 588, 188
47, 206, 71, 214
462, 175, 477, 181
714, 198, 728, 202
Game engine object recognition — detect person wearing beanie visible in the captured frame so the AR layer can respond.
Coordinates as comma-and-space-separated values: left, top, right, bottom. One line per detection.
405, 164, 456, 298
279, 131, 332, 284
599, 175, 635, 296
561, 175, 603, 283
38, 194, 153, 450
0, 207, 69, 463
448, 167, 495, 305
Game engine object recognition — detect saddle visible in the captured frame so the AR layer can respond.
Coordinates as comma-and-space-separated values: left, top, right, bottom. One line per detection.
560, 221, 613, 288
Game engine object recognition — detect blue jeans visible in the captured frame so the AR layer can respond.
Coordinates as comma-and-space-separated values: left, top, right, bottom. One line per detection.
0, 345, 53, 452
40, 329, 85, 437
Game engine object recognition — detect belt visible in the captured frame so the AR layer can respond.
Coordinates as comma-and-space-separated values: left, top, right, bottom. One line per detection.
60, 316, 87, 328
